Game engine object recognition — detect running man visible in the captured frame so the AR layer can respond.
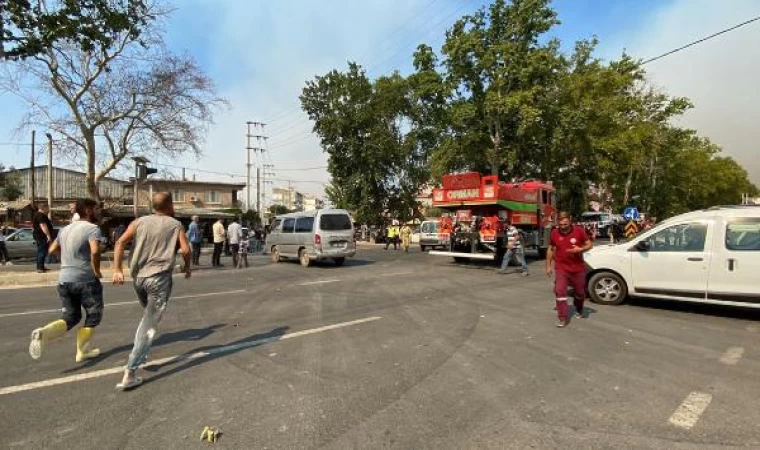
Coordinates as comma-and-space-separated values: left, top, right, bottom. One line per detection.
112, 192, 192, 390
28, 199, 104, 362
546, 212, 593, 327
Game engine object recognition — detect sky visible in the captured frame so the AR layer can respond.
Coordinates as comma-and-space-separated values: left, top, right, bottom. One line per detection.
1, 0, 759, 205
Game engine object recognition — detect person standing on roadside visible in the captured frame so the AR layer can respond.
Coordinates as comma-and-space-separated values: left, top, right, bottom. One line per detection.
68, 202, 80, 222
28, 199, 104, 362
546, 212, 593, 328
212, 217, 226, 267
32, 203, 54, 273
227, 218, 242, 267
187, 215, 203, 265
237, 229, 250, 268
0, 225, 11, 265
400, 223, 412, 253
112, 192, 191, 390
498, 219, 528, 276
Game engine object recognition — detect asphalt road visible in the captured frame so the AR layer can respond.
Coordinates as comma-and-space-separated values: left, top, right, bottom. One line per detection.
0, 247, 758, 449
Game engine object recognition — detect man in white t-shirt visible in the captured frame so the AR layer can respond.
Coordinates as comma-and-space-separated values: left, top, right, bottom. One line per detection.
227, 219, 242, 267
212, 218, 226, 267
498, 219, 529, 276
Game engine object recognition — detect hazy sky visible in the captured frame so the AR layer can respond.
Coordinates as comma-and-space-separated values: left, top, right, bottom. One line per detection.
1, 0, 758, 198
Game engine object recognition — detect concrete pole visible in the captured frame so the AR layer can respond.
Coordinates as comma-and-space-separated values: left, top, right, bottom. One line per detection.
46, 133, 53, 218
133, 163, 139, 218
29, 130, 35, 204
257, 167, 261, 225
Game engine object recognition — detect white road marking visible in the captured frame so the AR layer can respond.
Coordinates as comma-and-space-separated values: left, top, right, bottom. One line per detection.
668, 392, 712, 430
719, 346, 744, 365
0, 316, 382, 396
380, 271, 414, 277
298, 279, 339, 286
0, 289, 247, 319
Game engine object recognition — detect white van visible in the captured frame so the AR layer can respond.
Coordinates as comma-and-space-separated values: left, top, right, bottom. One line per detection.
266, 209, 356, 267
584, 206, 760, 308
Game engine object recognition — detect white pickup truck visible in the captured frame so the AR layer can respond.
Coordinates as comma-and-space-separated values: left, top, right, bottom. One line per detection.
584, 206, 760, 309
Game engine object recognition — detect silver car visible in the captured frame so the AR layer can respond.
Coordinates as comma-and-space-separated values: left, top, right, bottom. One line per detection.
266, 209, 356, 267
4, 228, 40, 259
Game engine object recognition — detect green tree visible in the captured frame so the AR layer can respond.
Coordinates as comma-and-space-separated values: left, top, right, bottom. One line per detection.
1, 0, 150, 60
268, 204, 290, 216
0, 163, 22, 200
300, 63, 429, 224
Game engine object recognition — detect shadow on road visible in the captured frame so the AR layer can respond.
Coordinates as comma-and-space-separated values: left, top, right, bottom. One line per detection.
626, 298, 760, 322
60, 323, 227, 374
140, 325, 290, 385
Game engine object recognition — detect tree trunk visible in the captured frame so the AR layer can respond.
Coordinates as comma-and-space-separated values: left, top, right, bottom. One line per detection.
85, 134, 100, 201
622, 164, 633, 206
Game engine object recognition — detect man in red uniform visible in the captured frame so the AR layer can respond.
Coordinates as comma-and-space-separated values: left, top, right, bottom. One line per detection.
546, 212, 593, 327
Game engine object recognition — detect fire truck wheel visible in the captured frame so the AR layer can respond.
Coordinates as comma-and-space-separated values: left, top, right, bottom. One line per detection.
588, 271, 628, 305
537, 248, 547, 259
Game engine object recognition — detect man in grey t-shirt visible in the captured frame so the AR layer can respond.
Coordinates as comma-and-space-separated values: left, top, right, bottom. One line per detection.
113, 192, 192, 390
29, 199, 104, 362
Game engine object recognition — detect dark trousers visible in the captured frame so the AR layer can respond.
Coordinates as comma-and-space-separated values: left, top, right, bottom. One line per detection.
191, 242, 202, 265
35, 239, 49, 270
0, 241, 9, 262
212, 242, 223, 266
57, 279, 104, 329
230, 244, 240, 266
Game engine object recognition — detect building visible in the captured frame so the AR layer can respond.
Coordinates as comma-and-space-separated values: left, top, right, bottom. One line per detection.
302, 194, 324, 211
124, 178, 246, 219
271, 186, 304, 212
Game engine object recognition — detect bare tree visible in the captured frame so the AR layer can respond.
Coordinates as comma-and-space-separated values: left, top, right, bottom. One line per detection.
1, 2, 226, 200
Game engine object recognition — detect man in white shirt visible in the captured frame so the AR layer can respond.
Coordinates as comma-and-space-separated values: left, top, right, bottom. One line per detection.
227, 219, 242, 267
69, 202, 80, 222
212, 218, 226, 267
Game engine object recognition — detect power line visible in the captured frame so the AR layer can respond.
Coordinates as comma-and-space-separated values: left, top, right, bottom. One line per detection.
641, 15, 760, 65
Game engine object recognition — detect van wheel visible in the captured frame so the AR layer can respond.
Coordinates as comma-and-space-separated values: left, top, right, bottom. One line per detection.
299, 249, 311, 267
588, 271, 628, 305
333, 257, 345, 266
270, 246, 281, 263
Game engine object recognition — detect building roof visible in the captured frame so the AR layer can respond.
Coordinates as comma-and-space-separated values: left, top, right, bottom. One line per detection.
104, 205, 238, 219
10, 166, 127, 182
124, 179, 246, 189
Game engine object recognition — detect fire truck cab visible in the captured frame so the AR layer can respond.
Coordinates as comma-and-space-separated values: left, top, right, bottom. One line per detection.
428, 172, 555, 262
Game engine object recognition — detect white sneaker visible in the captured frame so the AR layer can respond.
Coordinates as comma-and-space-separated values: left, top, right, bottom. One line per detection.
5, 261, 12, 266
29, 329, 44, 360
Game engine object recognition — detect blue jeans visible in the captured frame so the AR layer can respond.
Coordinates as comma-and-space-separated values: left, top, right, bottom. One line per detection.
35, 239, 48, 270
500, 247, 528, 272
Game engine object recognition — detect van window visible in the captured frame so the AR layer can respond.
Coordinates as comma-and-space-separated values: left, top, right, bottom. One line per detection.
295, 217, 315, 233
726, 219, 760, 251
271, 219, 281, 231
282, 218, 295, 234
645, 222, 707, 252
421, 221, 438, 233
320, 214, 352, 231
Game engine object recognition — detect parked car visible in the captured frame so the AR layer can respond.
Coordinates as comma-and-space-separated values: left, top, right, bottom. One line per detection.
584, 206, 760, 308
4, 228, 40, 259
419, 220, 448, 252
266, 209, 356, 267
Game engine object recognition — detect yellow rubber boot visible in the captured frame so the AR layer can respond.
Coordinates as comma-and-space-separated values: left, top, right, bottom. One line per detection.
75, 327, 100, 362
29, 319, 67, 360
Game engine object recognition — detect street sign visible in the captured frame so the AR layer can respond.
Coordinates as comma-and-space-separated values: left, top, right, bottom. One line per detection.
625, 220, 639, 238
623, 206, 639, 221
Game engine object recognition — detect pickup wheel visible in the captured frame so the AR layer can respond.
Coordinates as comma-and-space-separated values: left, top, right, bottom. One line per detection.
299, 249, 311, 267
588, 271, 628, 305
270, 246, 281, 263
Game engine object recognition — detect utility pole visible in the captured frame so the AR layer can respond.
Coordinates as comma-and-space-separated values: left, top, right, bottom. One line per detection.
262, 164, 275, 213
46, 133, 53, 218
245, 121, 267, 218
29, 130, 35, 204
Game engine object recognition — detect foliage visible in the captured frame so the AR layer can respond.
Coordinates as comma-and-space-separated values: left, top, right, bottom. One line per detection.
303, 0, 757, 221
0, 163, 22, 201
268, 204, 290, 216
1, 0, 151, 60
1, 2, 225, 201
301, 64, 430, 224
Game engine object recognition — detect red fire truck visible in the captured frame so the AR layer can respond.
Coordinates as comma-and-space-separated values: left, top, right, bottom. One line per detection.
428, 172, 556, 262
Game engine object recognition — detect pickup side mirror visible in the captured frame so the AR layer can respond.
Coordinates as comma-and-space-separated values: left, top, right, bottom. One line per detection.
631, 240, 650, 252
